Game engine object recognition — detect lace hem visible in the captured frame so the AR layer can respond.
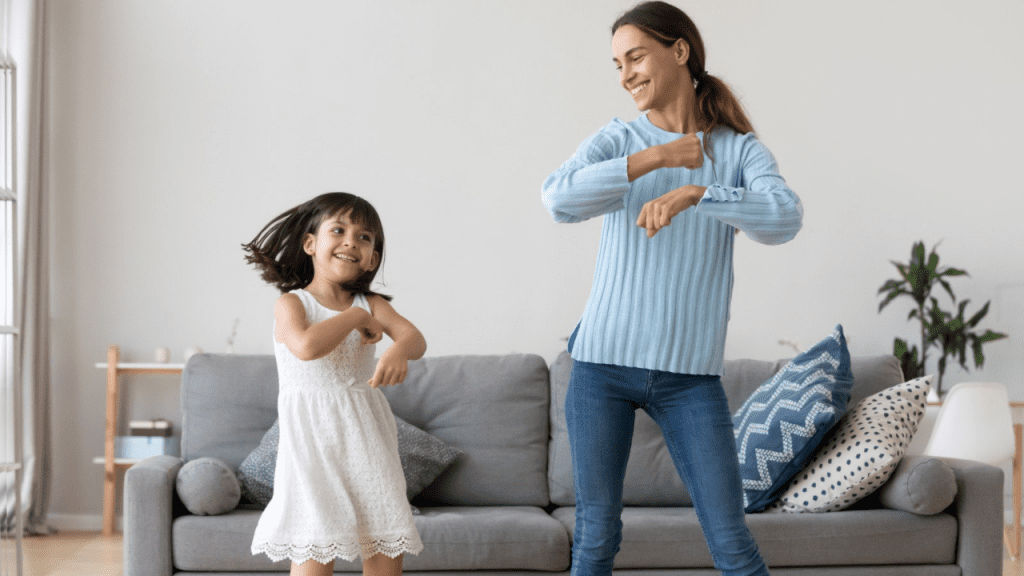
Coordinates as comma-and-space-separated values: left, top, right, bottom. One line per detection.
252, 535, 423, 564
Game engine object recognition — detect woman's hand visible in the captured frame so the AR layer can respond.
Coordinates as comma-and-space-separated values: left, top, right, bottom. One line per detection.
659, 133, 704, 170
637, 185, 705, 238
627, 133, 704, 181
368, 347, 409, 388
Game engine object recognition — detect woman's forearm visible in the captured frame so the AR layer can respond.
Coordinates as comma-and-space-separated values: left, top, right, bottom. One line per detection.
626, 146, 664, 182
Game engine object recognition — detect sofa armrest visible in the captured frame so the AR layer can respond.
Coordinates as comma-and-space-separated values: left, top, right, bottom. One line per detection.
124, 455, 184, 576
938, 457, 1003, 576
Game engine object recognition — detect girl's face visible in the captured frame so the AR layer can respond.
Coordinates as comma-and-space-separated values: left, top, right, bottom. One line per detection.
303, 210, 380, 286
611, 24, 689, 112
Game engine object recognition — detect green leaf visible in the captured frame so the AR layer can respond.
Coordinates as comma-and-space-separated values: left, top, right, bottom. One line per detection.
912, 241, 926, 266
975, 329, 1008, 344
957, 299, 970, 320
893, 338, 921, 381
972, 340, 984, 367
894, 338, 908, 357
938, 278, 955, 302
966, 300, 990, 328
878, 289, 908, 312
893, 262, 909, 281
954, 334, 968, 365
940, 267, 968, 278
877, 279, 905, 294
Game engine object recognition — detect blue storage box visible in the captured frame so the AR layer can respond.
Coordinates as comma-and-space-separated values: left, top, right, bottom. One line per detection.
115, 435, 180, 459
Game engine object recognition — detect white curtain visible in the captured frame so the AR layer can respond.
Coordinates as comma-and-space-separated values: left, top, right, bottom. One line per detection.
18, 0, 49, 535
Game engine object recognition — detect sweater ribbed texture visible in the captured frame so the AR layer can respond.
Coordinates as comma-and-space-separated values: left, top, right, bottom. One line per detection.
542, 115, 803, 375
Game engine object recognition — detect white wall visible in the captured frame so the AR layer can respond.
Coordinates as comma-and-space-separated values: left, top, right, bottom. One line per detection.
46, 0, 1024, 522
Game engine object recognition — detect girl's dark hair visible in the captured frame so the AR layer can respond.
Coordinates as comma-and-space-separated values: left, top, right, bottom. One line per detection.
242, 192, 392, 300
612, 1, 755, 151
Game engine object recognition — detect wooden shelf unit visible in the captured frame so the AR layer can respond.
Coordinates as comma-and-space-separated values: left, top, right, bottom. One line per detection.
95, 345, 183, 535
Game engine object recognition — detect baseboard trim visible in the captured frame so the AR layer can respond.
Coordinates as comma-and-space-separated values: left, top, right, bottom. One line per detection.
47, 513, 123, 532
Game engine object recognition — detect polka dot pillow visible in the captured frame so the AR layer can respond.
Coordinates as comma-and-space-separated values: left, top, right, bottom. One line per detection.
766, 375, 932, 513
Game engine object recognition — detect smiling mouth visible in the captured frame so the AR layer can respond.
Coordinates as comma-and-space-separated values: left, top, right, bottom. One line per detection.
335, 254, 358, 263
630, 81, 649, 96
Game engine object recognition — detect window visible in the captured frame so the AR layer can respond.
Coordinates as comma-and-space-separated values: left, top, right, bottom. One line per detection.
1, 32, 21, 562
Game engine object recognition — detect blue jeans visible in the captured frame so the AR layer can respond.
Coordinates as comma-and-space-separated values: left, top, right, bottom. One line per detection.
566, 360, 769, 576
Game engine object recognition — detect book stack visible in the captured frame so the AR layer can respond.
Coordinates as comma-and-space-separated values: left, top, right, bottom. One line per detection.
116, 418, 179, 459
129, 418, 173, 436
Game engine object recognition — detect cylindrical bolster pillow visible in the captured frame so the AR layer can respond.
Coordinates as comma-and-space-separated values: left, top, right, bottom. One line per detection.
176, 457, 241, 516
877, 456, 958, 515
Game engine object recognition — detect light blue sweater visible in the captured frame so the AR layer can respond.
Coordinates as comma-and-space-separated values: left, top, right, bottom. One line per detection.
542, 115, 803, 375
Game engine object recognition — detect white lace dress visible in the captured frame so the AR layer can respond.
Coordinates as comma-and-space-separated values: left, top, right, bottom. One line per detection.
251, 289, 423, 564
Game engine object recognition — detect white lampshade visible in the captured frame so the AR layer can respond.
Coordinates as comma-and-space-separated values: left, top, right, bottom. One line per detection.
923, 381, 1015, 466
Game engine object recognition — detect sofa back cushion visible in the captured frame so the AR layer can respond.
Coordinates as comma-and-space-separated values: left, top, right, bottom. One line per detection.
547, 351, 903, 506
181, 352, 551, 507
181, 354, 279, 470
382, 354, 551, 506
720, 355, 905, 416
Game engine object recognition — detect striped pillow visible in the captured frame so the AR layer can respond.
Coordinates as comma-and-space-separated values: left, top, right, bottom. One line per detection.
732, 325, 854, 512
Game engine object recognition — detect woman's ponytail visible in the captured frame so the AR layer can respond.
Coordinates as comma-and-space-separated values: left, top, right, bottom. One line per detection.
694, 72, 755, 142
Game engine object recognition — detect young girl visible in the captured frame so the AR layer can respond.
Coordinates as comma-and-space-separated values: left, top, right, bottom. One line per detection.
243, 192, 425, 576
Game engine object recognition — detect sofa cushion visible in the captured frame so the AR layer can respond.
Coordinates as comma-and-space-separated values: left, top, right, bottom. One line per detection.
733, 325, 855, 512
175, 457, 241, 516
181, 354, 279, 470
551, 505, 956, 568
768, 376, 932, 513
236, 416, 462, 507
722, 355, 905, 416
237, 420, 279, 507
173, 506, 569, 572
395, 416, 464, 500
382, 354, 551, 506
877, 455, 958, 516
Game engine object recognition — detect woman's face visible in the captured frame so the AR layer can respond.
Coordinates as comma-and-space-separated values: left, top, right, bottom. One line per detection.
611, 24, 688, 112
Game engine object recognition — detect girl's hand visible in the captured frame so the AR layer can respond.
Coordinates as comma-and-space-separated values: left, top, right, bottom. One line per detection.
363, 295, 426, 388
637, 185, 705, 238
658, 133, 704, 170
368, 348, 409, 388
359, 312, 384, 345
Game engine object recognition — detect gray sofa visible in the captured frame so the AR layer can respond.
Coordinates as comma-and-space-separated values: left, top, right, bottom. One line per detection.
124, 352, 1003, 576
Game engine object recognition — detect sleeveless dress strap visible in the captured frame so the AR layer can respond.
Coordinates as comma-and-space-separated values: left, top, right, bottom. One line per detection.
352, 293, 371, 313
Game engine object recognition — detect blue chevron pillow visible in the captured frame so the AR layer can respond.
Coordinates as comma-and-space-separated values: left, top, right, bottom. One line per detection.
732, 325, 854, 512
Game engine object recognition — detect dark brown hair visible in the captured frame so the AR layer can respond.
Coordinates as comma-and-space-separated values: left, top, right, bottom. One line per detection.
242, 192, 391, 300
613, 1, 755, 150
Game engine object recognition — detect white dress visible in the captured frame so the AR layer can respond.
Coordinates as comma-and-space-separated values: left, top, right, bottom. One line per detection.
251, 289, 423, 564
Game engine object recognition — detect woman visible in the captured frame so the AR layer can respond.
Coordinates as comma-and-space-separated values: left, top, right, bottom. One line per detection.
541, 3, 802, 575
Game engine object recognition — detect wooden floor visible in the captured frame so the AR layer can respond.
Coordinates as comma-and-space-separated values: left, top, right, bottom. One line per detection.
19, 531, 123, 576
9, 529, 1024, 575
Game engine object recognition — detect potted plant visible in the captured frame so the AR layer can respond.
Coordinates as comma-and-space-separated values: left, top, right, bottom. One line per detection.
877, 241, 1008, 396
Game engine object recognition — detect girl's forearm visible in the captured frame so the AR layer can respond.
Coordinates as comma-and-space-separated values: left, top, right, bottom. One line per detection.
289, 308, 369, 361
387, 329, 427, 362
